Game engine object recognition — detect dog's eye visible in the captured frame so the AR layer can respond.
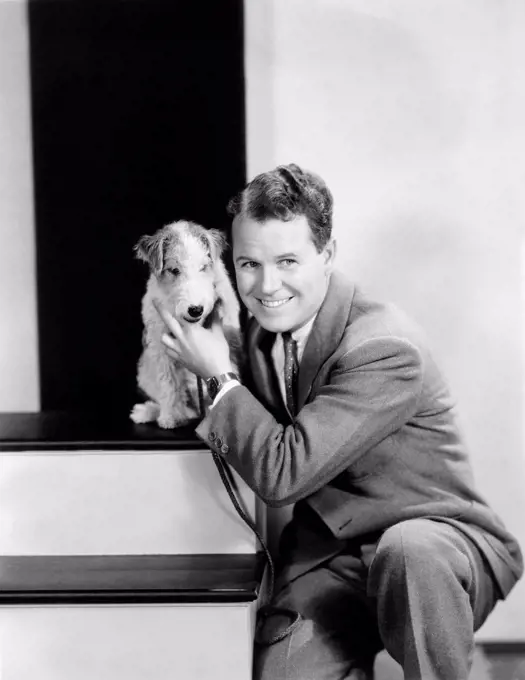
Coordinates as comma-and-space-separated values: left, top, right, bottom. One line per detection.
167, 267, 180, 277
200, 261, 211, 272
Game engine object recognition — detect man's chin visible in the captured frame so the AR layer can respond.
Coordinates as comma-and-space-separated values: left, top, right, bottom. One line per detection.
252, 314, 293, 334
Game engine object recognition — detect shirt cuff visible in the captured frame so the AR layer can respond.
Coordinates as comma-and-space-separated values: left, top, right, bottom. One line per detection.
211, 380, 241, 408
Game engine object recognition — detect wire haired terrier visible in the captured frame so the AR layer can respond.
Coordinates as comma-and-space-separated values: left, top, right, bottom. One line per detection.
130, 220, 241, 429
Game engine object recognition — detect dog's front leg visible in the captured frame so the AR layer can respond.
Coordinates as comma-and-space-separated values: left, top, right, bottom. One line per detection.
157, 380, 186, 429
156, 363, 199, 429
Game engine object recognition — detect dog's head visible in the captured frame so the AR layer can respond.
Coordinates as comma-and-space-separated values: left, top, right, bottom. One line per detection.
135, 220, 228, 324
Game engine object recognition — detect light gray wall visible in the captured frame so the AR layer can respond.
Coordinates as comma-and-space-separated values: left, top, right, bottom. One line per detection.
0, 0, 39, 411
245, 0, 525, 640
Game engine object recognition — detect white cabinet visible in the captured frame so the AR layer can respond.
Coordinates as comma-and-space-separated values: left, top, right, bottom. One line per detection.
0, 413, 265, 680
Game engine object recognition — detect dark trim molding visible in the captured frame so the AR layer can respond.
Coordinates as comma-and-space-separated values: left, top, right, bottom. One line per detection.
0, 553, 264, 605
0, 411, 205, 451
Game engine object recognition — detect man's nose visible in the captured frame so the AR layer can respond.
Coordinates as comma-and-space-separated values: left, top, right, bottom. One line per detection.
259, 267, 281, 294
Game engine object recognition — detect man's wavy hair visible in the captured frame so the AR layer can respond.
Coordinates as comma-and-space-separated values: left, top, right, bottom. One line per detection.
227, 163, 333, 253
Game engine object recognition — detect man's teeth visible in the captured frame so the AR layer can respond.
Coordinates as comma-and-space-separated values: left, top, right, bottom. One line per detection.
259, 298, 291, 308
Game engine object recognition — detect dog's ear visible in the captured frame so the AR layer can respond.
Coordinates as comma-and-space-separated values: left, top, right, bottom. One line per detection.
201, 228, 228, 262
134, 232, 168, 275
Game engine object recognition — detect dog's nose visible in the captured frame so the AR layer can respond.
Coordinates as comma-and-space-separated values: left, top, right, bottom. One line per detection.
187, 305, 204, 319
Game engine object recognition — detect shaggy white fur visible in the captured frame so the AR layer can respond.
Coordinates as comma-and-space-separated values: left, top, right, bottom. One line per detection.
130, 220, 241, 429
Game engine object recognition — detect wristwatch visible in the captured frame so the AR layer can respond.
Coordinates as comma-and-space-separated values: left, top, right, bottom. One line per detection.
205, 372, 240, 401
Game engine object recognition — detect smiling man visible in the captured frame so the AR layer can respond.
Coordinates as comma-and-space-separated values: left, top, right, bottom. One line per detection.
157, 164, 522, 680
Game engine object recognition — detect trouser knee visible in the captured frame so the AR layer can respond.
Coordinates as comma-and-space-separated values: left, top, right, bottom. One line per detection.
368, 518, 469, 596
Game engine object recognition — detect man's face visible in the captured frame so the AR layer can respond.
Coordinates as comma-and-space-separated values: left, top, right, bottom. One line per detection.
232, 215, 336, 333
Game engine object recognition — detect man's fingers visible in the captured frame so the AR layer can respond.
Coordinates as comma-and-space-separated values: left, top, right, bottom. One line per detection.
153, 299, 183, 338
164, 346, 180, 361
161, 333, 179, 352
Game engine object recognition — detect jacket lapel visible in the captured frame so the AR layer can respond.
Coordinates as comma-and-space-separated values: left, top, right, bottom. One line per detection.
296, 272, 356, 411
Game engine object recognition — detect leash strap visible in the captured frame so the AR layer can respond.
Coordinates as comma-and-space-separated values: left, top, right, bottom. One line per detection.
197, 374, 303, 646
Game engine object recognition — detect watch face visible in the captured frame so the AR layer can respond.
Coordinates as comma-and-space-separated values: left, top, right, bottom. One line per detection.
207, 377, 220, 400
206, 373, 238, 401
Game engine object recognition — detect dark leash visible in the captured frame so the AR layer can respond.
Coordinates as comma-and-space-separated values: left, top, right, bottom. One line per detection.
197, 376, 303, 645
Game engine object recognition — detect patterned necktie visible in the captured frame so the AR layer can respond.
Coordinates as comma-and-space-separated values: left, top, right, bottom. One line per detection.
282, 331, 299, 415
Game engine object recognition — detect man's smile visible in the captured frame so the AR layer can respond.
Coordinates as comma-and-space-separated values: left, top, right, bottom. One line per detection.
257, 297, 294, 308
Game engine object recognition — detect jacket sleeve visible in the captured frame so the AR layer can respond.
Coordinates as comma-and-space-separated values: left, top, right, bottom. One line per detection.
195, 335, 423, 507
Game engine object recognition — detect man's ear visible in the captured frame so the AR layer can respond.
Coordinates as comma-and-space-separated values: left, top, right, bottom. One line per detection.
323, 238, 337, 274
134, 230, 169, 275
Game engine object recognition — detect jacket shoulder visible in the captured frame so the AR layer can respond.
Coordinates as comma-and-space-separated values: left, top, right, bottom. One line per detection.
344, 287, 426, 347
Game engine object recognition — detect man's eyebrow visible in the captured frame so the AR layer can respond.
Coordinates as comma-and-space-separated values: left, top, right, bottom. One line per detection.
235, 252, 299, 263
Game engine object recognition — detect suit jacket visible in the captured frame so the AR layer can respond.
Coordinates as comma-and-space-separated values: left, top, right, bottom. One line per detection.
196, 271, 523, 598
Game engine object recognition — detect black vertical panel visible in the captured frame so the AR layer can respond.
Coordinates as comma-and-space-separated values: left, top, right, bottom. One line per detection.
28, 0, 245, 411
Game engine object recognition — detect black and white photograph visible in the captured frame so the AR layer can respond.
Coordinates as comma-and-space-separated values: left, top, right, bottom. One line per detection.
0, 1, 523, 678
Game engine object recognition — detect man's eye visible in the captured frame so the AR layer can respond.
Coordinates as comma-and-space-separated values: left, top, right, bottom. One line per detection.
280, 259, 297, 267
241, 261, 259, 269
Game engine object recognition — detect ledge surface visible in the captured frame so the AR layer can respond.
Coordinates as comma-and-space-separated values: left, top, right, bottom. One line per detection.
0, 553, 265, 604
0, 411, 203, 451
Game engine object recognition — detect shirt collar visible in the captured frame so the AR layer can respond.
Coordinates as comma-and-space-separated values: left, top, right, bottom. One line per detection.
287, 314, 317, 354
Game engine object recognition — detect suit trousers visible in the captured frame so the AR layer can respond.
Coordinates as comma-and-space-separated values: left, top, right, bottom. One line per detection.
253, 518, 500, 680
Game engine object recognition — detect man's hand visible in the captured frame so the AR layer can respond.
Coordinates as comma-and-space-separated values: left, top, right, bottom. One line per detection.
153, 300, 234, 379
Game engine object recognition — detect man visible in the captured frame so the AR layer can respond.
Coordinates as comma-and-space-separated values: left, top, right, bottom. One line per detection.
157, 164, 523, 680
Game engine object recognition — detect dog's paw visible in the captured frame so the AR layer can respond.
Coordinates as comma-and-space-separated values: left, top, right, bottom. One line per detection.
130, 401, 160, 424
157, 412, 180, 429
